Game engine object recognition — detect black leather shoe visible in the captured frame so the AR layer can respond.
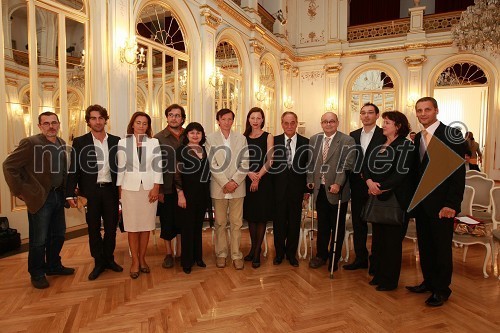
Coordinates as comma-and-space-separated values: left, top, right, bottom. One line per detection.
244, 254, 254, 262
288, 258, 299, 267
252, 260, 261, 268
406, 283, 432, 293
46, 266, 75, 276
368, 278, 379, 286
88, 265, 105, 280
273, 256, 283, 265
183, 267, 192, 274
196, 260, 207, 268
376, 285, 397, 291
106, 261, 123, 272
343, 260, 368, 270
309, 257, 326, 269
425, 293, 448, 307
31, 276, 49, 289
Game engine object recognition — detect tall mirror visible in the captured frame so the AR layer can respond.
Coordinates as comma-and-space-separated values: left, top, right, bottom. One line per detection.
215, 41, 242, 132
4, 4, 30, 152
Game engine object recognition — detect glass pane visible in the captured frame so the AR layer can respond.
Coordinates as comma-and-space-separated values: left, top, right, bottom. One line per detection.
178, 59, 188, 107
136, 43, 148, 114
385, 92, 395, 111
53, 0, 85, 13
162, 54, 174, 128
216, 41, 240, 75
67, 90, 85, 141
5, 5, 30, 152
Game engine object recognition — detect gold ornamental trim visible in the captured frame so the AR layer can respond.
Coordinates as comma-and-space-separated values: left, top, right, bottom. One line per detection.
324, 63, 342, 73
403, 55, 427, 67
280, 59, 292, 71
200, 5, 222, 29
249, 38, 265, 55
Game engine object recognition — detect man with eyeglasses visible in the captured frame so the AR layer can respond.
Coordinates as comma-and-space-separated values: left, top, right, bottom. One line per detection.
154, 104, 185, 268
307, 112, 355, 271
3, 111, 75, 289
65, 105, 123, 280
344, 103, 385, 273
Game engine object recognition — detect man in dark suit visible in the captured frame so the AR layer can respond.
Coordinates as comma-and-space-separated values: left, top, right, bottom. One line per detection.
406, 97, 466, 307
307, 112, 355, 271
344, 103, 385, 272
4, 111, 74, 289
272, 111, 309, 267
66, 105, 123, 280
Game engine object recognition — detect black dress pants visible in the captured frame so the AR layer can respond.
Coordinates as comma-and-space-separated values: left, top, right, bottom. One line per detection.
180, 205, 205, 268
350, 193, 370, 263
85, 185, 119, 266
416, 211, 454, 297
315, 186, 348, 264
274, 190, 302, 260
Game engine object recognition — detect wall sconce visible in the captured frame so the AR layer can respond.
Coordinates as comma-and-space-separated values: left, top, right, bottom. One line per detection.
120, 39, 145, 69
325, 97, 337, 111
255, 85, 266, 102
208, 67, 224, 89
179, 69, 187, 96
407, 93, 419, 108
274, 9, 287, 25
283, 96, 294, 109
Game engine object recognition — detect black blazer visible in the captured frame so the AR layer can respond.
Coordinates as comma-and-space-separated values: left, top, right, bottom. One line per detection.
272, 133, 310, 200
66, 132, 120, 198
412, 123, 467, 217
363, 135, 415, 211
349, 126, 386, 199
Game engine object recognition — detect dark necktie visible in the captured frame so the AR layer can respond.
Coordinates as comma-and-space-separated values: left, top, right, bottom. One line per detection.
286, 138, 292, 168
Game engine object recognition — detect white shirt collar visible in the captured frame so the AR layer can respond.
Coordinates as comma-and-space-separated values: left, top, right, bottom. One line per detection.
424, 120, 440, 136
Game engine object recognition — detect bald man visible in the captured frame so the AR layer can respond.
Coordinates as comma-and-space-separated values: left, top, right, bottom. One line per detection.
307, 112, 355, 271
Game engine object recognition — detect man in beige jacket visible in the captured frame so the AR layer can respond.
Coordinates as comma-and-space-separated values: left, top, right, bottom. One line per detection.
206, 109, 249, 269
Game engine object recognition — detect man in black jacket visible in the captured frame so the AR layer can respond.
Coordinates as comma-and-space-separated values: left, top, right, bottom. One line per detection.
406, 97, 466, 307
272, 112, 309, 267
344, 103, 385, 273
66, 105, 123, 280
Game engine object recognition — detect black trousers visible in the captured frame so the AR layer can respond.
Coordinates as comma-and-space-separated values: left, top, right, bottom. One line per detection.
315, 186, 348, 263
350, 193, 370, 263
159, 193, 180, 240
274, 190, 302, 260
85, 185, 119, 266
180, 205, 205, 268
416, 211, 454, 297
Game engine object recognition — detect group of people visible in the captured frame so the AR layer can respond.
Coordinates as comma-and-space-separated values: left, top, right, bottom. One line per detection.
3, 97, 467, 308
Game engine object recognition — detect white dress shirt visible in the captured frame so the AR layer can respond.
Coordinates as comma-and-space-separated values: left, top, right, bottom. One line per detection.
92, 132, 112, 183
360, 126, 375, 154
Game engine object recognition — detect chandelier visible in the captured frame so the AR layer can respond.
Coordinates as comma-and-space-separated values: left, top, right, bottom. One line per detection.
67, 50, 85, 88
451, 0, 500, 57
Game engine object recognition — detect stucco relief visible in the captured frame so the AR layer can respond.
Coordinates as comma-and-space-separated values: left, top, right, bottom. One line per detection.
305, 0, 319, 21
300, 30, 325, 44
301, 71, 324, 86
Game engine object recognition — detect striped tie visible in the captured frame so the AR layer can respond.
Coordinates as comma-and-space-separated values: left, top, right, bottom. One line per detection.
286, 138, 292, 168
321, 137, 331, 184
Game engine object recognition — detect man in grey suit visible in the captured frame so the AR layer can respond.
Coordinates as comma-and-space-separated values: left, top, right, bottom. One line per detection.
206, 109, 249, 270
307, 112, 355, 271
3, 111, 75, 289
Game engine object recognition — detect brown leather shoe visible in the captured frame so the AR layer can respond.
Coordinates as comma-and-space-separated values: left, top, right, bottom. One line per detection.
216, 257, 226, 268
233, 259, 244, 270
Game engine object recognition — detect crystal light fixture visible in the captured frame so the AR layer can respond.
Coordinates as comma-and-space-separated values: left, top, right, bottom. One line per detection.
451, 0, 500, 57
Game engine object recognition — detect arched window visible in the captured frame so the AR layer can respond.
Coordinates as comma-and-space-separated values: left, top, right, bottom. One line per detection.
349, 70, 395, 132
136, 3, 188, 133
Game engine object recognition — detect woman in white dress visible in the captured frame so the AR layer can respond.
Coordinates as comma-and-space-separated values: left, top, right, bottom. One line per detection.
117, 112, 163, 279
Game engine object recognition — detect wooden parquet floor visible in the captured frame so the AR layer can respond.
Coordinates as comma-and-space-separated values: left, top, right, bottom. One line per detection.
0, 230, 499, 333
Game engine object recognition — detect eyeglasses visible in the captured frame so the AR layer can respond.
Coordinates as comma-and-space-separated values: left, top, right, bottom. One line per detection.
167, 113, 182, 118
40, 121, 60, 127
321, 120, 336, 125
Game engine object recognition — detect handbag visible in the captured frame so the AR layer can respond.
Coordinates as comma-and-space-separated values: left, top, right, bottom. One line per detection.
118, 203, 125, 233
361, 191, 404, 225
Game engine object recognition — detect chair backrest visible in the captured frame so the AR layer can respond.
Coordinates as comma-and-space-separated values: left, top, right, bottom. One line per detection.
458, 185, 474, 217
465, 175, 495, 210
466, 170, 487, 178
490, 187, 500, 230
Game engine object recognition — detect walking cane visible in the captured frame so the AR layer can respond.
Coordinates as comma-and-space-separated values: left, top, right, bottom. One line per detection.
330, 171, 350, 279
309, 192, 314, 260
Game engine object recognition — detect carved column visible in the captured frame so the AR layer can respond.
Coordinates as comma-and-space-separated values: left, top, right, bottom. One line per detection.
407, 5, 426, 41
280, 59, 292, 113
199, 5, 222, 132
249, 38, 265, 109
404, 55, 427, 130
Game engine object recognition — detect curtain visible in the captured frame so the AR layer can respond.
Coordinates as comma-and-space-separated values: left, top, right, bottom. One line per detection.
349, 0, 400, 26
435, 0, 475, 14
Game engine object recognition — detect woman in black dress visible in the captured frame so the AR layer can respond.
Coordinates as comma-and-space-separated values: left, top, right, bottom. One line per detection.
175, 122, 211, 274
363, 111, 414, 291
243, 107, 274, 268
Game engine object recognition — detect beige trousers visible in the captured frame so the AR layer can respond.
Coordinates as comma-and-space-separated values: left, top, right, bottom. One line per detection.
213, 197, 244, 260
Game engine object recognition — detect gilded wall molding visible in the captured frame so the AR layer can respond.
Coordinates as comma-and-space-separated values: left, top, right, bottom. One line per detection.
42, 82, 56, 91
324, 63, 342, 74
200, 5, 222, 29
404, 55, 427, 67
280, 59, 292, 71
291, 67, 299, 77
5, 78, 19, 86
249, 38, 265, 55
